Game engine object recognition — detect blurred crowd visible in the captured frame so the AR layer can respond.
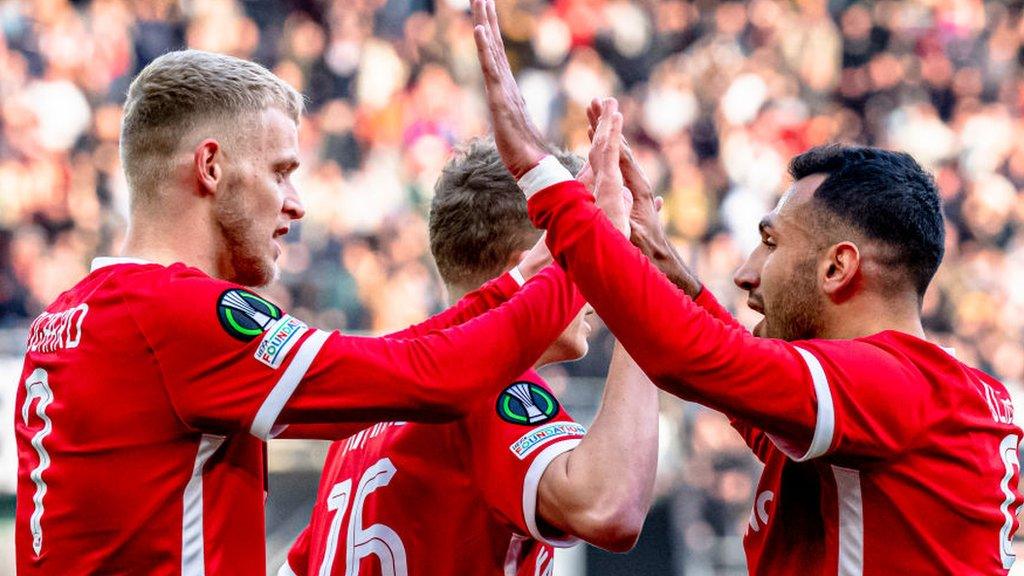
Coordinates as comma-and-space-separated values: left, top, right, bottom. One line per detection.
1, 0, 1023, 571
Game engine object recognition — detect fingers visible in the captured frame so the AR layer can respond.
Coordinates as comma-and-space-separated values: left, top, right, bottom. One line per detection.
576, 162, 595, 190
605, 104, 623, 171
590, 98, 622, 174
486, 0, 506, 54
587, 98, 602, 129
472, 1, 499, 82
472, 0, 504, 82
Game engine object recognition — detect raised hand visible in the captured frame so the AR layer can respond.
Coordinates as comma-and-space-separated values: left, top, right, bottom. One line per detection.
471, 0, 548, 179
517, 232, 553, 279
588, 98, 631, 236
586, 98, 703, 297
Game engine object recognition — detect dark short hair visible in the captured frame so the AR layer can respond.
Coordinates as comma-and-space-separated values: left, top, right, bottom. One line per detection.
789, 145, 945, 297
429, 138, 583, 291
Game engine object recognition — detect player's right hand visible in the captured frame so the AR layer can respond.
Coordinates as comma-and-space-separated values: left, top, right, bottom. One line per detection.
471, 0, 548, 179
586, 98, 669, 257
588, 98, 631, 237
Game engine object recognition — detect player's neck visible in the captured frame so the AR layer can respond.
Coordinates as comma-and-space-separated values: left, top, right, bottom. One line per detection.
120, 209, 222, 279
818, 292, 926, 340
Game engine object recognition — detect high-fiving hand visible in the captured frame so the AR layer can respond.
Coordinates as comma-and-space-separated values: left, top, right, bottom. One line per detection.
471, 0, 547, 179
586, 98, 632, 236
585, 97, 704, 297
472, 0, 631, 235
586, 98, 664, 247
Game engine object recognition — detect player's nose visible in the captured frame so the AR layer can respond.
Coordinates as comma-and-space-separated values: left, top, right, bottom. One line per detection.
734, 255, 760, 291
283, 187, 305, 221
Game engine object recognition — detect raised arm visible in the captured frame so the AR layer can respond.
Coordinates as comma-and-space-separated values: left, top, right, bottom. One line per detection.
386, 235, 554, 339
470, 0, 820, 453
274, 265, 581, 431
141, 264, 582, 441
535, 342, 658, 551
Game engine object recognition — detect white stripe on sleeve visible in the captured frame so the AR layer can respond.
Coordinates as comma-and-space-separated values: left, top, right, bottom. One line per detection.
250, 329, 331, 440
766, 345, 836, 461
521, 439, 582, 547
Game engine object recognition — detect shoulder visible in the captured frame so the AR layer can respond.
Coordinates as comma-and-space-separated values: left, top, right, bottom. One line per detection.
117, 263, 289, 345
491, 370, 568, 427
794, 333, 927, 377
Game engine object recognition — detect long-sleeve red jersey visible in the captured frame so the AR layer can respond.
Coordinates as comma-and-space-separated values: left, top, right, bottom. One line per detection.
526, 174, 1023, 574
15, 257, 578, 575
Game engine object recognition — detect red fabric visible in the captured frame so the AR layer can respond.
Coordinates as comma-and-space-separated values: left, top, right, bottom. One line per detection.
15, 261, 578, 575
528, 179, 1024, 573
285, 369, 583, 576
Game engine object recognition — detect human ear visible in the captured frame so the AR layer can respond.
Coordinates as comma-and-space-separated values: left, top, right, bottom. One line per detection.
193, 139, 222, 196
822, 241, 861, 299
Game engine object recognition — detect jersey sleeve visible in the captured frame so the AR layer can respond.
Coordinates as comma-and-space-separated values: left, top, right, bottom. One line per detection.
462, 371, 586, 547
527, 177, 931, 461
692, 289, 773, 460
279, 526, 310, 576
384, 271, 521, 339
129, 264, 582, 440
279, 273, 523, 440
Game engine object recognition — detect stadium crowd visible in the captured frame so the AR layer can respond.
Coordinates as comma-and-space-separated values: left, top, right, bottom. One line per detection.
1, 0, 1023, 571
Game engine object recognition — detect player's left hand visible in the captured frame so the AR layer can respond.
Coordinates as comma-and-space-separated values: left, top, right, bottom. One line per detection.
588, 98, 631, 236
471, 0, 548, 179
586, 98, 667, 252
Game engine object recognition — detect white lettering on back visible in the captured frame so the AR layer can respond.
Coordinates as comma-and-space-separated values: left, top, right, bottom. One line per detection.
26, 304, 89, 354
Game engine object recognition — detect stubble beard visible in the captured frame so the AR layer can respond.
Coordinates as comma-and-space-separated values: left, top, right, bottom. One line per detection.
215, 195, 276, 287
763, 256, 825, 342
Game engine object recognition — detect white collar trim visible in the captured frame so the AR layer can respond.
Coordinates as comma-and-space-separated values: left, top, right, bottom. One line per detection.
90, 257, 154, 272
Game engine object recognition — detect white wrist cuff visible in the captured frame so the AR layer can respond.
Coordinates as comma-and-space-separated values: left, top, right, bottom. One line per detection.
517, 155, 574, 198
509, 266, 527, 287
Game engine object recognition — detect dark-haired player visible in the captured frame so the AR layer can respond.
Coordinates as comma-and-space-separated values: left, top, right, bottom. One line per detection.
280, 139, 659, 576
471, 0, 1024, 572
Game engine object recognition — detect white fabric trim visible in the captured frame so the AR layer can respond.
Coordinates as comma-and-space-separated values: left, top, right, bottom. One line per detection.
509, 266, 527, 287
503, 534, 529, 576
517, 155, 574, 198
181, 434, 226, 576
277, 562, 299, 576
521, 438, 582, 547
90, 256, 153, 272
250, 329, 331, 440
768, 346, 836, 461
832, 465, 864, 576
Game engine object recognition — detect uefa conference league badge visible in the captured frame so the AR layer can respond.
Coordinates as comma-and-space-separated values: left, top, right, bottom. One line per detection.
496, 382, 560, 426
216, 289, 282, 341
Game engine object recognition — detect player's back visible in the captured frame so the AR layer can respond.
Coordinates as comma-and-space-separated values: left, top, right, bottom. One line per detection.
283, 371, 586, 576
15, 260, 267, 575
743, 331, 1023, 575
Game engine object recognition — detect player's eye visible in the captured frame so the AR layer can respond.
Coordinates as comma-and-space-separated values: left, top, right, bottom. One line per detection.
761, 237, 776, 250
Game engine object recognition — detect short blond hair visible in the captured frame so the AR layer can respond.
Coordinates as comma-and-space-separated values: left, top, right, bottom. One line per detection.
120, 49, 303, 205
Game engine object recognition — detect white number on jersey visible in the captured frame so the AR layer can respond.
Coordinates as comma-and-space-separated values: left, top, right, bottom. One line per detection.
998, 433, 1021, 569
318, 458, 408, 576
21, 367, 55, 555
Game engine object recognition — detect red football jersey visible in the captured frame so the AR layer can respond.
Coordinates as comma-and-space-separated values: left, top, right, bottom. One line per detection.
527, 176, 1024, 574
280, 369, 585, 576
15, 257, 578, 575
